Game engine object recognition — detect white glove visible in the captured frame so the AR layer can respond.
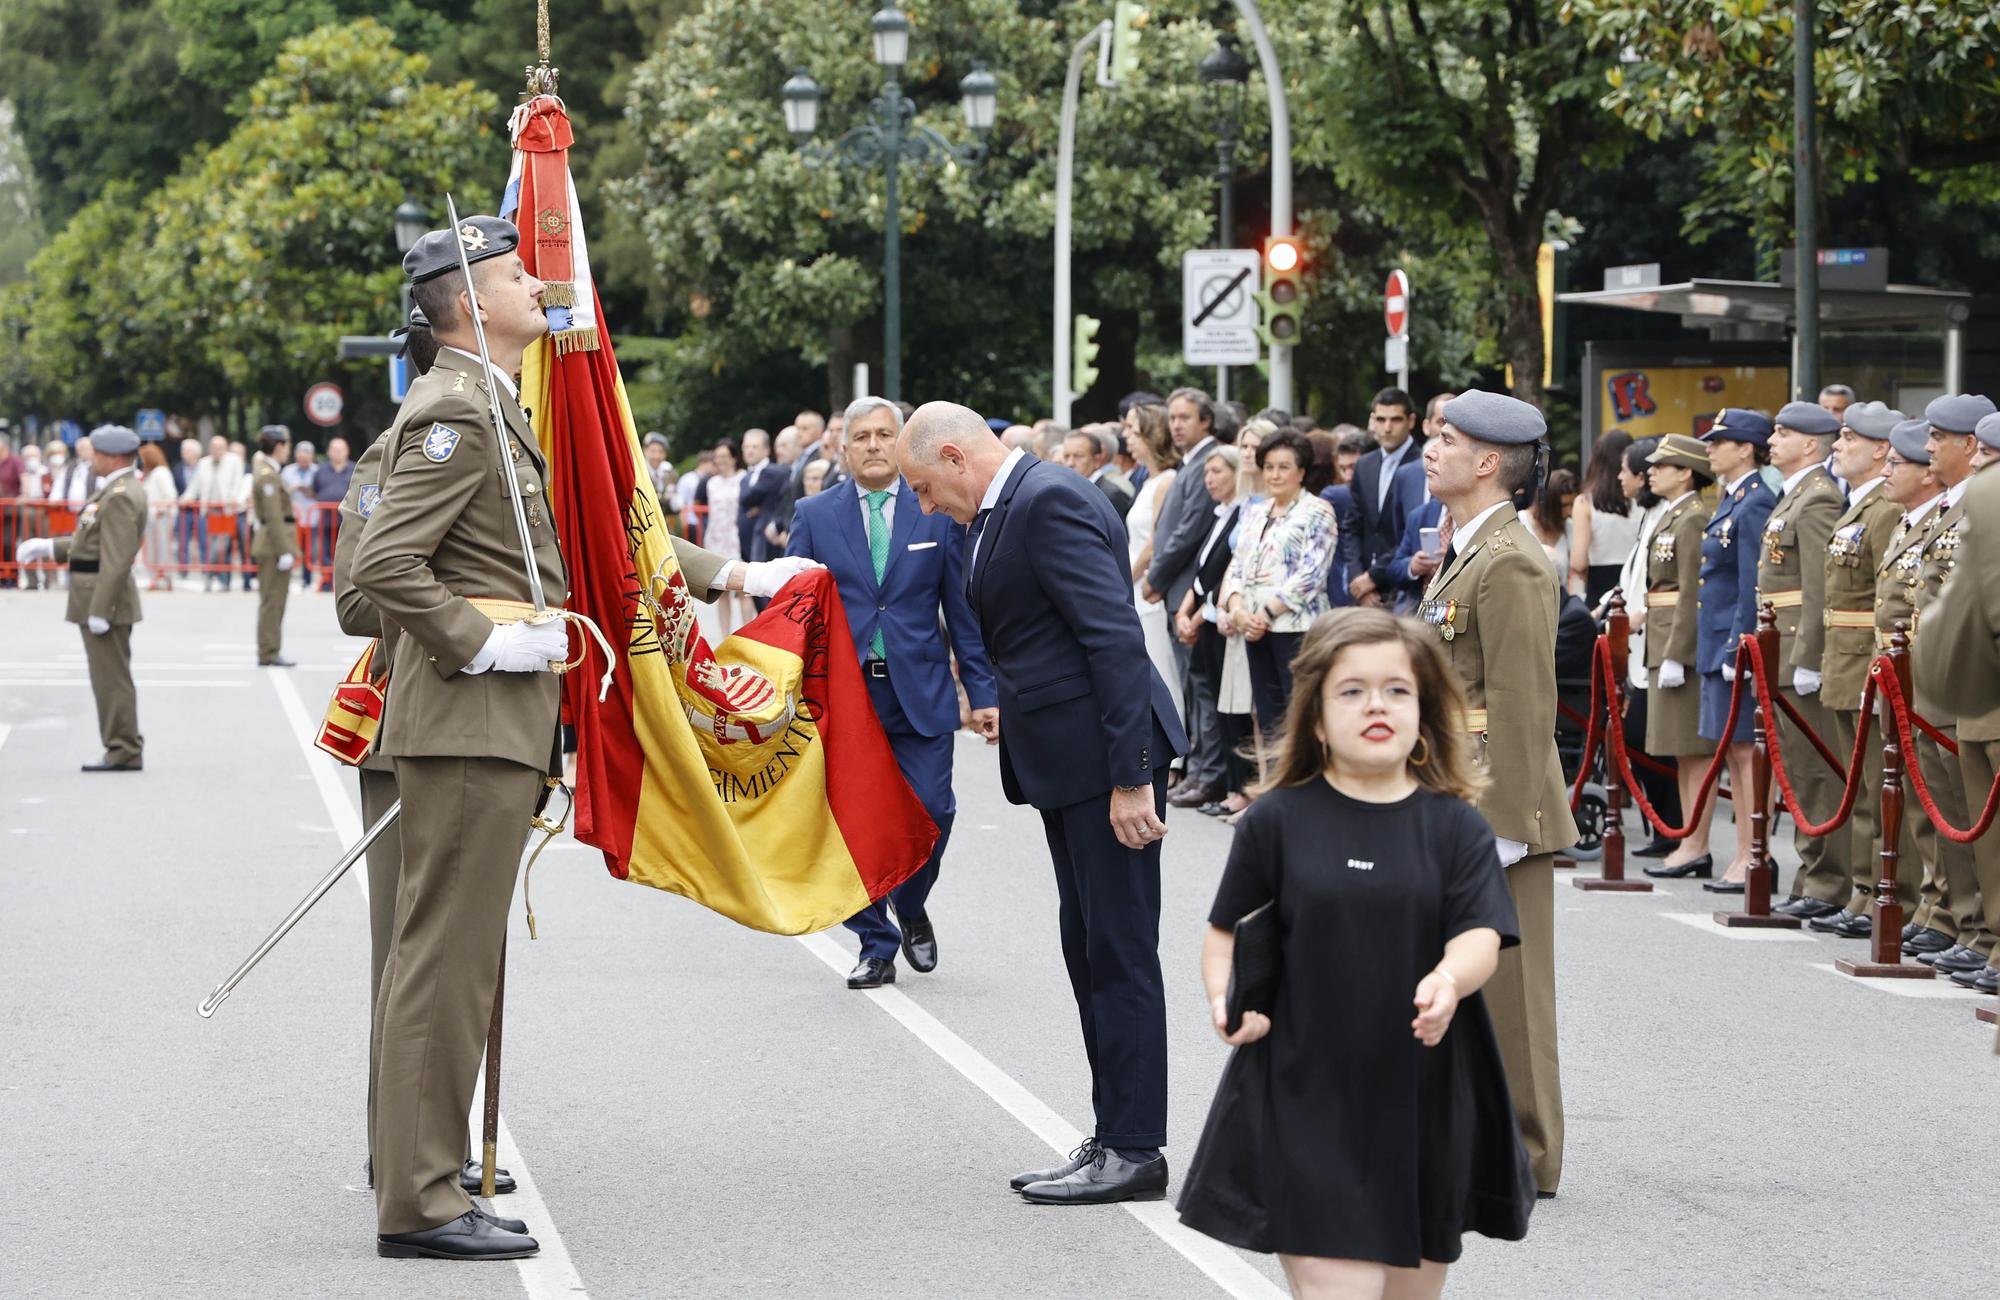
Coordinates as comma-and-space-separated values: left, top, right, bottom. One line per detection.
1658, 659, 1686, 689
277, 554, 295, 572
1794, 667, 1822, 695
15, 537, 53, 564
86, 616, 111, 636
741, 555, 824, 599
1494, 836, 1529, 868
1721, 661, 1738, 683
464, 619, 567, 674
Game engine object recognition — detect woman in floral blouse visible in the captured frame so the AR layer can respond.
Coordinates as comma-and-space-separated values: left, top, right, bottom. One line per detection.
1221, 427, 1337, 746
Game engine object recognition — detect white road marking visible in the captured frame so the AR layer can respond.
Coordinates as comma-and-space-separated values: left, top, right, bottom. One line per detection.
1659, 912, 1814, 941
268, 669, 586, 1300
796, 932, 1285, 1300
1808, 962, 1980, 999
0, 678, 249, 688
0, 723, 11, 754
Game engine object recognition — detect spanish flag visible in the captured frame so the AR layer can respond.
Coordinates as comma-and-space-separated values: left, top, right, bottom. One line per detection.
502, 94, 936, 933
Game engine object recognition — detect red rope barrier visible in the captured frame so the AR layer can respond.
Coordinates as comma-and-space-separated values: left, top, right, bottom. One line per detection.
1875, 667, 2000, 843
1568, 647, 1606, 810
1741, 636, 1876, 838
1599, 637, 1743, 839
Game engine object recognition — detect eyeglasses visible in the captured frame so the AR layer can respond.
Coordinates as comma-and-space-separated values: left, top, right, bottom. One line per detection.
1885, 457, 1911, 469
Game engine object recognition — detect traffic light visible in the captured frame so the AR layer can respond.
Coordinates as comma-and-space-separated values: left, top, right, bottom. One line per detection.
1072, 314, 1102, 397
1256, 234, 1305, 348
1108, 2, 1145, 83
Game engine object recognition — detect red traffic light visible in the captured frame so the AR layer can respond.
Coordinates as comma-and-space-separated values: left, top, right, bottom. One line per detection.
1265, 238, 1301, 273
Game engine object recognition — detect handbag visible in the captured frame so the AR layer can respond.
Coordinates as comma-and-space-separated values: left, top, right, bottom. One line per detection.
1225, 900, 1280, 1034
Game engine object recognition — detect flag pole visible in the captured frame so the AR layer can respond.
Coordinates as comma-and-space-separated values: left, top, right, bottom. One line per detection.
480, 937, 506, 1197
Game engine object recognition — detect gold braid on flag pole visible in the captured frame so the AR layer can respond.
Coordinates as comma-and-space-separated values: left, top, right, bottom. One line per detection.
525, 0, 558, 96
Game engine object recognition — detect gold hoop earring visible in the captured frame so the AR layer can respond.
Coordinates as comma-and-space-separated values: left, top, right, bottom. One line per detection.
1409, 734, 1431, 768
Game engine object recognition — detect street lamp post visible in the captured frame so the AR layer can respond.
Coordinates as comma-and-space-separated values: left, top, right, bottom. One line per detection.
1199, 36, 1250, 401
393, 197, 430, 327
783, 7, 998, 402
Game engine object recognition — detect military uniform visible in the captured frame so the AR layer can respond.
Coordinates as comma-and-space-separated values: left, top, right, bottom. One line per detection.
1917, 420, 2000, 1006
1694, 412, 1778, 748
1810, 405, 1909, 920
1642, 486, 1709, 755
49, 427, 148, 769
1755, 408, 1848, 902
1418, 389, 1577, 1195
250, 444, 297, 665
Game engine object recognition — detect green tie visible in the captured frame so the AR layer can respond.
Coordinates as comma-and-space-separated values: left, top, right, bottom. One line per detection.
866, 489, 891, 660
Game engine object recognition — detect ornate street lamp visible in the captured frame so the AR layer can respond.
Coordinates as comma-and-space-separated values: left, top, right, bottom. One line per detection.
393, 198, 431, 255
782, 7, 998, 399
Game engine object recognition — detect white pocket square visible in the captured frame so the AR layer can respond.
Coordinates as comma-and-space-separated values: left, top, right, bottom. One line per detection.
906, 541, 937, 550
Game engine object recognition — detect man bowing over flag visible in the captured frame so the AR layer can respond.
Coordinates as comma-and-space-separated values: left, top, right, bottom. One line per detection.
788, 397, 997, 989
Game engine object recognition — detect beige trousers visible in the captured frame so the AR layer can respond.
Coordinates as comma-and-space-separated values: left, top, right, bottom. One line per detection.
81, 623, 142, 764
1484, 853, 1563, 1194
1778, 686, 1848, 902
256, 558, 288, 662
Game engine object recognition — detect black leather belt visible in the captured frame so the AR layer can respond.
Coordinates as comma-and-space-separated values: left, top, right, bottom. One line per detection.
864, 660, 890, 678
69, 559, 98, 573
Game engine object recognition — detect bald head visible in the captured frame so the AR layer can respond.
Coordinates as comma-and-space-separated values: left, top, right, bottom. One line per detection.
897, 401, 1011, 523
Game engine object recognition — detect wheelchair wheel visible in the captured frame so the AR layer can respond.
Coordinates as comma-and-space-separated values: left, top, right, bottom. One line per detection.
1569, 783, 1606, 862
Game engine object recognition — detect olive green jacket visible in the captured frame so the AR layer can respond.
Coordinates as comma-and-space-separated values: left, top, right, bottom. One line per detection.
1755, 465, 1842, 675
54, 467, 145, 626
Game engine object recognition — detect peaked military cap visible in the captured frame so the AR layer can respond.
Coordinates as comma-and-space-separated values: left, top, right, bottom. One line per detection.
1924, 392, 1997, 435
1889, 419, 1933, 464
1774, 400, 1840, 436
1645, 433, 1710, 473
1841, 401, 1902, 440
403, 215, 520, 284
1975, 411, 2000, 452
1440, 389, 1546, 444
1700, 408, 1772, 447
87, 424, 140, 456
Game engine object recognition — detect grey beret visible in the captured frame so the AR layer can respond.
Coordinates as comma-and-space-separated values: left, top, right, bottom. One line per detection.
1889, 419, 1932, 464
403, 216, 520, 284
1924, 392, 1997, 435
1841, 401, 1902, 440
1775, 400, 1840, 436
87, 424, 139, 456
1440, 389, 1546, 445
1976, 411, 2000, 452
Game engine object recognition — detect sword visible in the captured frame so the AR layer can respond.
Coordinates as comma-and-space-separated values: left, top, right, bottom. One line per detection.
196, 800, 402, 1018
444, 192, 547, 615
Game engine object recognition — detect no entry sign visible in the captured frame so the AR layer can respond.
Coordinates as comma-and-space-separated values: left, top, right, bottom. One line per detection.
1384, 269, 1410, 338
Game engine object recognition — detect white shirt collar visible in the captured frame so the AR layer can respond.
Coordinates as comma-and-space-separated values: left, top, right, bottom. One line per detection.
99, 466, 138, 487
1847, 476, 1883, 506
1453, 498, 1513, 542
854, 477, 898, 501
1945, 477, 1972, 509
1088, 463, 1111, 483
1665, 490, 1699, 513
980, 447, 1028, 514
1185, 435, 1216, 463
1722, 470, 1756, 495
441, 346, 520, 402
1381, 438, 1413, 468
1780, 463, 1818, 495
1906, 492, 1943, 525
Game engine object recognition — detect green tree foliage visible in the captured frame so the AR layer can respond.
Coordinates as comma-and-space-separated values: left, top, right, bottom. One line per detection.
1572, 0, 2000, 245
3, 20, 501, 428
1280, 0, 1632, 407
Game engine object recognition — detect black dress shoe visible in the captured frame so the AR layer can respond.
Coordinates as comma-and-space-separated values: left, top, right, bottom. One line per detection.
258, 656, 296, 667
846, 957, 895, 989
1703, 877, 1746, 894
899, 913, 938, 973
1781, 897, 1842, 920
1197, 801, 1231, 817
1918, 942, 1969, 967
1019, 1148, 1168, 1205
81, 758, 142, 772
460, 1159, 516, 1195
1808, 908, 1858, 933
1644, 854, 1712, 879
1950, 964, 1999, 992
1931, 945, 1987, 974
1011, 1139, 1101, 1192
473, 1206, 529, 1234
1633, 838, 1675, 859
1167, 783, 1218, 809
1902, 921, 1922, 943
1901, 927, 1955, 956
1827, 912, 1873, 939
378, 1210, 538, 1260
1536, 1190, 1558, 1200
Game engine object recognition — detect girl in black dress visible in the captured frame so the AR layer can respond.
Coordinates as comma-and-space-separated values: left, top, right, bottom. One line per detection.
1179, 608, 1534, 1298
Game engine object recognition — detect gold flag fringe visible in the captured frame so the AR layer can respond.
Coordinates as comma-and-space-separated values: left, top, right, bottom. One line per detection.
552, 325, 600, 355
540, 280, 578, 308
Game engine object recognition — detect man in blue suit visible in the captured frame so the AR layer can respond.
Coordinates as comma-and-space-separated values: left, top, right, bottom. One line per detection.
1693, 409, 1778, 894
788, 397, 998, 989
898, 401, 1187, 1207
1343, 387, 1424, 605
1381, 490, 1448, 611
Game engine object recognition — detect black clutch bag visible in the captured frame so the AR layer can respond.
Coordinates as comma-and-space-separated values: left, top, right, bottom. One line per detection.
1224, 900, 1280, 1034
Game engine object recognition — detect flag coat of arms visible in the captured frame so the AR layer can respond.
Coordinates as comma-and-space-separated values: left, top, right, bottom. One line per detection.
502, 95, 935, 934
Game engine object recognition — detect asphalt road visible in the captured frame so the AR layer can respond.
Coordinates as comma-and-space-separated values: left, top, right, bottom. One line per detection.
3, 588, 1994, 1300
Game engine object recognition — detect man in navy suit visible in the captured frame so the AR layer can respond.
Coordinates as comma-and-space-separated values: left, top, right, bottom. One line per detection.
788, 398, 998, 988
1344, 387, 1424, 606
737, 427, 789, 565
898, 401, 1187, 1207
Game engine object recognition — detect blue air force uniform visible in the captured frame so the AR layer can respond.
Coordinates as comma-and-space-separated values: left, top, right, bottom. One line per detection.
1696, 409, 1777, 743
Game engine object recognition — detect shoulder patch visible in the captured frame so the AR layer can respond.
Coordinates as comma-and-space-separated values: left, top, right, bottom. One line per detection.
422, 424, 462, 463
357, 484, 380, 518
